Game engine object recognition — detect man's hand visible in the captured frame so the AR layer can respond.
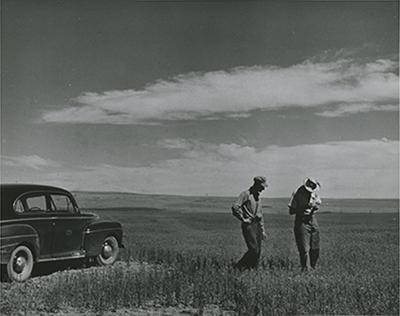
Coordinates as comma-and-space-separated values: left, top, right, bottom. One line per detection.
304, 209, 312, 215
262, 231, 267, 240
242, 218, 252, 224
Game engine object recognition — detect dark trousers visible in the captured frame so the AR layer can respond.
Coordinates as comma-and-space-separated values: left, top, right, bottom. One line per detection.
294, 221, 320, 270
235, 220, 262, 270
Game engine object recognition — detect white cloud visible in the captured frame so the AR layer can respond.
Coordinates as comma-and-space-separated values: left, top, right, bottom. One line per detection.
157, 138, 192, 150
3, 139, 398, 198
316, 103, 398, 117
1, 155, 60, 170
225, 113, 252, 119
41, 58, 398, 124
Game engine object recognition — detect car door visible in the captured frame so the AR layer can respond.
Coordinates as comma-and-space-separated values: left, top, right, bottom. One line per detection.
49, 193, 91, 258
15, 193, 54, 260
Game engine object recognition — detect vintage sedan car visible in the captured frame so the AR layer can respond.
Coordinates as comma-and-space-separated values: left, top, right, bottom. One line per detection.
0, 184, 123, 282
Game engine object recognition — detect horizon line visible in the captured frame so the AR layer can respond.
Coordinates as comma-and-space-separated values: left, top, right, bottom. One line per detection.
71, 189, 400, 200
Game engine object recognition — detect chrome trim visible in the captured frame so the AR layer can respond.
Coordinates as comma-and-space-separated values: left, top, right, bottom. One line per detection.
0, 217, 94, 224
0, 242, 19, 250
12, 190, 77, 207
37, 253, 86, 262
85, 228, 121, 234
0, 234, 38, 240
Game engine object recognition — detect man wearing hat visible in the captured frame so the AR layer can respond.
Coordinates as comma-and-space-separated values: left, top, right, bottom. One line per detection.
288, 178, 321, 271
232, 176, 268, 270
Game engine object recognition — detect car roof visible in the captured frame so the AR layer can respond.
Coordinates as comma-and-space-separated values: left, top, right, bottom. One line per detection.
1, 183, 70, 195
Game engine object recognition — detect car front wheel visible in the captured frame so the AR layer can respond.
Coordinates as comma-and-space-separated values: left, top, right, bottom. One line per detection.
96, 236, 119, 266
7, 245, 34, 282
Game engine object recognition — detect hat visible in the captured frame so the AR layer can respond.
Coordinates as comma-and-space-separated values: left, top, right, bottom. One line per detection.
304, 177, 320, 193
254, 176, 268, 188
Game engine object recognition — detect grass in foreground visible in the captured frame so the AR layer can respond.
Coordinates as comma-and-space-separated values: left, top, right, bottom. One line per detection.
0, 212, 398, 315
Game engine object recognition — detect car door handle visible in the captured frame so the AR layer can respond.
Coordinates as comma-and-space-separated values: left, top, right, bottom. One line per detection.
66, 229, 72, 236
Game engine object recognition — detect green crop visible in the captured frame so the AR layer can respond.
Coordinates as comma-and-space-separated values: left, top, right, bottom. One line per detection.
1, 210, 398, 315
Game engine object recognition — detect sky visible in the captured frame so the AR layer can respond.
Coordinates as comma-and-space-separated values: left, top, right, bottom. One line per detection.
1, 0, 399, 198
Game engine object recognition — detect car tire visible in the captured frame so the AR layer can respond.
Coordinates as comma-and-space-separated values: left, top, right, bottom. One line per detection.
7, 245, 34, 282
96, 236, 119, 266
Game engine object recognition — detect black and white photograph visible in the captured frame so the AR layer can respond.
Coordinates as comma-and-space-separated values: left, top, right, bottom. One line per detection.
1, 0, 399, 315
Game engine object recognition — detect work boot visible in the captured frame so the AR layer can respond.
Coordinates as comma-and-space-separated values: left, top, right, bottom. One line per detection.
310, 249, 320, 269
299, 252, 308, 271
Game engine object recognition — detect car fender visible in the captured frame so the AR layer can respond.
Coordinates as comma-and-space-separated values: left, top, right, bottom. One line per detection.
0, 224, 39, 264
83, 220, 123, 257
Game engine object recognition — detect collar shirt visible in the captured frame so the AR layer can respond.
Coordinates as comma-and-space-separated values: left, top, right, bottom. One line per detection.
232, 189, 263, 220
289, 185, 320, 223
289, 186, 310, 214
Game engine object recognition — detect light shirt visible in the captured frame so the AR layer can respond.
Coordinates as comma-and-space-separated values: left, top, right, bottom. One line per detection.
232, 189, 265, 233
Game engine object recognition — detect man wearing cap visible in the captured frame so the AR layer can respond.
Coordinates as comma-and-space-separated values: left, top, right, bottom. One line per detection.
288, 178, 322, 271
232, 176, 268, 270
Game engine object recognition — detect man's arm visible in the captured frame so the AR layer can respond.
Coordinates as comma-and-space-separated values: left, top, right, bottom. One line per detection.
259, 213, 267, 239
232, 191, 248, 222
310, 193, 322, 214
288, 191, 297, 215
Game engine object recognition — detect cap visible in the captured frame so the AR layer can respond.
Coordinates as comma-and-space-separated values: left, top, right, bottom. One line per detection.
254, 176, 268, 188
304, 177, 320, 193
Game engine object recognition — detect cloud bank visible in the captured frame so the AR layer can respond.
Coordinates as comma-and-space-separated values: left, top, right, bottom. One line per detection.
3, 139, 398, 198
41, 58, 398, 124
2, 155, 60, 170
316, 103, 398, 117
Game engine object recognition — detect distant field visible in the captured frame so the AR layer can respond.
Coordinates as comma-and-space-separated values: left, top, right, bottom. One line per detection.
1, 193, 398, 315
73, 191, 399, 213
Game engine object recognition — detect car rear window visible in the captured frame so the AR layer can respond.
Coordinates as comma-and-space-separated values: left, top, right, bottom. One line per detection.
14, 200, 25, 213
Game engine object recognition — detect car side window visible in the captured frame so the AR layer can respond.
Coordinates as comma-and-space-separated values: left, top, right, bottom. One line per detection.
14, 200, 25, 213
25, 195, 47, 212
50, 194, 76, 213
